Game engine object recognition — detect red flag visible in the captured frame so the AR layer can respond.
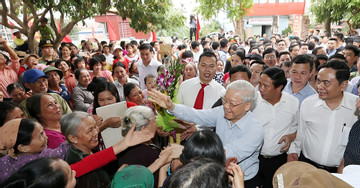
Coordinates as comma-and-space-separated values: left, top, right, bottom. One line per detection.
91, 26, 95, 37
152, 30, 157, 41
57, 19, 72, 43
196, 15, 200, 41
105, 17, 117, 41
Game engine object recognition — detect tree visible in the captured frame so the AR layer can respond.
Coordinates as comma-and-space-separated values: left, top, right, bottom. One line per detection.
0, 0, 183, 53
195, 0, 253, 41
311, 0, 360, 35
199, 19, 221, 37
156, 4, 187, 39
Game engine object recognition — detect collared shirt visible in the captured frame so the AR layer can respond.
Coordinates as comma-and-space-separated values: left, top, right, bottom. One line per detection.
114, 78, 138, 101
177, 77, 226, 109
253, 92, 299, 156
136, 59, 161, 90
171, 104, 264, 180
0, 59, 20, 98
104, 53, 114, 65
327, 49, 337, 57
289, 92, 358, 167
38, 56, 56, 65
63, 73, 77, 96
283, 80, 316, 106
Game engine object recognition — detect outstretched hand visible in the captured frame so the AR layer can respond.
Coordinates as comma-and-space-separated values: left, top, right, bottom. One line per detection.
147, 89, 175, 110
124, 123, 154, 147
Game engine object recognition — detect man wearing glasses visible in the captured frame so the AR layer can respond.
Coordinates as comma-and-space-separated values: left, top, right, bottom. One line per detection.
262, 48, 279, 67
288, 60, 358, 173
148, 80, 264, 188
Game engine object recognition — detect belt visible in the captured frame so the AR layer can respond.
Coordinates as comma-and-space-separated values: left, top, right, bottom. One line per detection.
299, 153, 338, 173
260, 153, 287, 159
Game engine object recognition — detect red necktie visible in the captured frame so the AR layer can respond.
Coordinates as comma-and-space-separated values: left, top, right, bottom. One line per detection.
193, 83, 208, 110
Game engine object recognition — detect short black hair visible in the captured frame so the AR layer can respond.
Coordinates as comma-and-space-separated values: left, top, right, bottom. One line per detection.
279, 51, 291, 59
318, 60, 350, 84
198, 51, 217, 63
289, 43, 299, 52
291, 54, 314, 72
138, 43, 153, 52
211, 41, 219, 50
329, 53, 346, 62
220, 38, 228, 48
334, 33, 344, 41
191, 41, 200, 50
229, 65, 251, 80
312, 46, 325, 55
263, 48, 279, 58
181, 50, 194, 59
344, 44, 360, 56
232, 50, 245, 61
262, 67, 287, 91
250, 60, 268, 72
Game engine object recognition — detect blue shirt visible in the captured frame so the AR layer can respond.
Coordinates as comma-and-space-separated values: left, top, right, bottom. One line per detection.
171, 104, 264, 180
48, 84, 72, 105
283, 80, 316, 106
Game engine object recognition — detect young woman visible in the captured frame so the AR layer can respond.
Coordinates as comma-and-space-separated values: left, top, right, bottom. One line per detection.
89, 57, 114, 82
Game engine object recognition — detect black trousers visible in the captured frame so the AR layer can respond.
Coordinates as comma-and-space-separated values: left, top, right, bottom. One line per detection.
244, 172, 261, 188
299, 153, 338, 173
190, 28, 196, 41
258, 153, 287, 188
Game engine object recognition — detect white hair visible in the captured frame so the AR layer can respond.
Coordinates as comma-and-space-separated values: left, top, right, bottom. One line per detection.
121, 106, 154, 136
226, 80, 258, 111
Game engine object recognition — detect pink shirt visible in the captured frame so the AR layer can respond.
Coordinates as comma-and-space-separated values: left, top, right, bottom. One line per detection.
44, 129, 66, 149
90, 70, 113, 82
0, 59, 20, 98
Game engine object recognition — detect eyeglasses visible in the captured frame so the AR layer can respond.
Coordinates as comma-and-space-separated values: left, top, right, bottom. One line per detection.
264, 55, 276, 60
221, 97, 243, 108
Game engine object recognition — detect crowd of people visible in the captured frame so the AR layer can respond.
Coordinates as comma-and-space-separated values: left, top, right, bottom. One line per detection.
0, 25, 360, 188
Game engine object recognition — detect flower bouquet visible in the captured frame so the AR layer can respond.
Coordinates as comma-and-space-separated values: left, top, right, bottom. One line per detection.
155, 58, 184, 132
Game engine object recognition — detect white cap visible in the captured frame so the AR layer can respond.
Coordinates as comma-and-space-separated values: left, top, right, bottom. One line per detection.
13, 29, 20, 34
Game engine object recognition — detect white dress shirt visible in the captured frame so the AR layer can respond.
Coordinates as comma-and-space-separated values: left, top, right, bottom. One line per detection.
177, 77, 226, 109
114, 78, 139, 101
289, 92, 358, 167
253, 92, 299, 156
136, 59, 161, 90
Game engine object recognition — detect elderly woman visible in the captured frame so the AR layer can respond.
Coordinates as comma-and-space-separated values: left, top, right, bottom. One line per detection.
27, 93, 65, 149
43, 66, 72, 106
6, 83, 28, 104
73, 69, 93, 112
62, 112, 127, 187
0, 117, 154, 182
117, 106, 161, 187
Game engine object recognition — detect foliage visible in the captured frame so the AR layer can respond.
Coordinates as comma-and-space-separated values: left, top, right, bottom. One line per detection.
0, 0, 184, 53
282, 25, 292, 36
195, 0, 253, 21
156, 4, 187, 38
199, 19, 221, 37
310, 0, 360, 33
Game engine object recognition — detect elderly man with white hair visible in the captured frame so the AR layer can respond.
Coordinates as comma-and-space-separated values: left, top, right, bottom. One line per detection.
148, 80, 264, 188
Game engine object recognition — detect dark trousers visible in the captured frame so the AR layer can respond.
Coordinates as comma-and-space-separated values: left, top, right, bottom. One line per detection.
258, 153, 287, 188
244, 172, 261, 188
190, 28, 196, 41
299, 153, 338, 173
